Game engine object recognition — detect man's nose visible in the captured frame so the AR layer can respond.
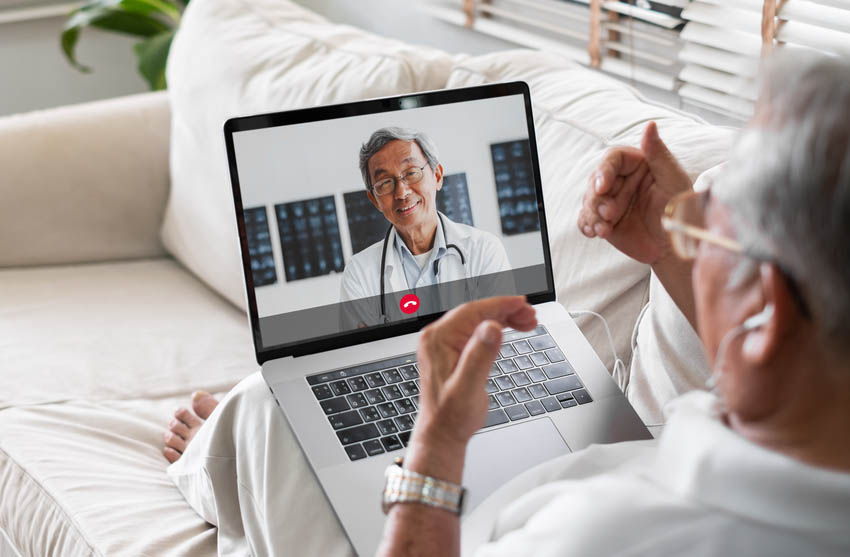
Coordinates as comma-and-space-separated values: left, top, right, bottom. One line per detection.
395, 179, 413, 198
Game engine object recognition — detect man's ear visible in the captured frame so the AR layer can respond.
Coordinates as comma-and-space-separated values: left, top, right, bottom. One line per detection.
434, 164, 444, 191
742, 263, 793, 365
366, 189, 380, 211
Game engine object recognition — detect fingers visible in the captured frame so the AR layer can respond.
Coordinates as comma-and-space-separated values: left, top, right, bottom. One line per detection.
579, 146, 648, 239
417, 297, 535, 383
580, 175, 635, 239
442, 296, 536, 335
593, 146, 645, 196
640, 121, 691, 193
640, 121, 674, 173
448, 320, 503, 397
505, 304, 537, 334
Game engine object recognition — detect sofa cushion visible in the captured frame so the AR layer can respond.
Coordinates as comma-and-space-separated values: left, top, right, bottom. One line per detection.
0, 395, 220, 556
161, 0, 458, 309
0, 258, 256, 410
445, 51, 736, 385
0, 92, 170, 269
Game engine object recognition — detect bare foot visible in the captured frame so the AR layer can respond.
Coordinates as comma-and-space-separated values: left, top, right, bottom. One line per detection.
192, 390, 219, 420
163, 391, 219, 463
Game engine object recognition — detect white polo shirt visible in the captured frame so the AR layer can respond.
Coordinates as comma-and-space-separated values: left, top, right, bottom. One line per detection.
463, 391, 850, 557
168, 374, 850, 556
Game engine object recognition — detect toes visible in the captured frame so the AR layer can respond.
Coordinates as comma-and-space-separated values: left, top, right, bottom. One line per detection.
169, 418, 191, 440
593, 221, 611, 237
597, 201, 614, 221
192, 391, 219, 421
163, 447, 182, 464
164, 431, 187, 454
174, 407, 202, 429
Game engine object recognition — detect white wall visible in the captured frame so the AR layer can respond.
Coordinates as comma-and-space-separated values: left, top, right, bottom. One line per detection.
233, 94, 546, 317
0, 0, 513, 118
295, 0, 518, 55
1, 1, 729, 125
0, 13, 148, 116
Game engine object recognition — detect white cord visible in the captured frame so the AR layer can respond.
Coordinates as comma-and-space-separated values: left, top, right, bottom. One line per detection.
568, 309, 627, 380
570, 307, 671, 430
631, 302, 650, 354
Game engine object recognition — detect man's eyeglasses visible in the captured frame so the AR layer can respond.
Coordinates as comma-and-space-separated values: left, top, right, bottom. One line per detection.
661, 189, 743, 261
371, 164, 428, 197
661, 189, 811, 318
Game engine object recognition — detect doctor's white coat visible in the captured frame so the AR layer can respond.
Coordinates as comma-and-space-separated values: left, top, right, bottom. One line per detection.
339, 214, 512, 325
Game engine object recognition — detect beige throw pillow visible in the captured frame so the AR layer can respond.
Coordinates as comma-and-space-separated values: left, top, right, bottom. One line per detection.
162, 0, 457, 309
446, 51, 735, 391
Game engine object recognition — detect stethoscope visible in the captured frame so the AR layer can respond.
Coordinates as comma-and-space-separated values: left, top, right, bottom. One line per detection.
379, 212, 466, 320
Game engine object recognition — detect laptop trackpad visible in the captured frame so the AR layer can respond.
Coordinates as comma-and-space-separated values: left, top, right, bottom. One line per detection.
462, 417, 570, 512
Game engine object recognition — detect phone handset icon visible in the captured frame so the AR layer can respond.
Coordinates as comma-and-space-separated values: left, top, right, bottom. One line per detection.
399, 294, 420, 315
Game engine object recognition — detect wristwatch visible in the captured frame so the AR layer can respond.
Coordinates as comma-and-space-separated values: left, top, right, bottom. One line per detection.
382, 457, 466, 515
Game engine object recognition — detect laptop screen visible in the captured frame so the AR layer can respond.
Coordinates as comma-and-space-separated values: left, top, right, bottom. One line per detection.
224, 82, 554, 360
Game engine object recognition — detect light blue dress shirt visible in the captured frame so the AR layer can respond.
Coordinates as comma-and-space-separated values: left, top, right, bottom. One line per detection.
394, 216, 448, 291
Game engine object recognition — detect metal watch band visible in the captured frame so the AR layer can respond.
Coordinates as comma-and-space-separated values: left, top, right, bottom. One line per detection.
382, 459, 465, 515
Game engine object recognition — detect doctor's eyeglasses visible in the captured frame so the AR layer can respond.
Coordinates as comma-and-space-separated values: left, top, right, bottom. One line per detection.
371, 164, 428, 196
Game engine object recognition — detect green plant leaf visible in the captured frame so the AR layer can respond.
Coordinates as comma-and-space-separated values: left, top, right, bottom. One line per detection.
59, 0, 182, 76
121, 0, 181, 23
64, 2, 171, 38
88, 10, 171, 37
60, 25, 90, 72
134, 30, 174, 90
61, 1, 173, 73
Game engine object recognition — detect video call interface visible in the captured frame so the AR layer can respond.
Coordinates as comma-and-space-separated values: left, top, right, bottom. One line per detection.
232, 93, 551, 351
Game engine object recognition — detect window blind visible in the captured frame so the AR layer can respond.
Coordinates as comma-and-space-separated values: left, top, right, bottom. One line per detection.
424, 0, 686, 91
425, 0, 850, 120
678, 0, 850, 116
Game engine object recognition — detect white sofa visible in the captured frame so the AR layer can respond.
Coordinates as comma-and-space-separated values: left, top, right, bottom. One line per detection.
0, 0, 735, 554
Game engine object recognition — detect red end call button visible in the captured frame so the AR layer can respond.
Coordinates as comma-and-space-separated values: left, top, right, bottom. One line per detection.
399, 294, 420, 314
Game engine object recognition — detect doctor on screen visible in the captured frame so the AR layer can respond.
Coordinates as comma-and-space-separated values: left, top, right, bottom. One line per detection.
340, 127, 511, 312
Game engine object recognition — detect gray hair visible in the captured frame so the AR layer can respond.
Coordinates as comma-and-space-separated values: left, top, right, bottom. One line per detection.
359, 127, 440, 190
713, 52, 850, 354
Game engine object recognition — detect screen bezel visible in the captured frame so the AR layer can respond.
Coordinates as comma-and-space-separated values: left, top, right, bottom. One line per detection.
223, 81, 556, 363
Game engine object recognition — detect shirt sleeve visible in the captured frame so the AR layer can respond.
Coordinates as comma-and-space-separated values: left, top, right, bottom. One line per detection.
339, 256, 378, 329
464, 441, 660, 557
340, 262, 362, 303
479, 231, 512, 275
471, 232, 516, 298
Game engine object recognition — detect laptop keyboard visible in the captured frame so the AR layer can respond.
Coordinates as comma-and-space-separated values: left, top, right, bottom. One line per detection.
307, 325, 593, 461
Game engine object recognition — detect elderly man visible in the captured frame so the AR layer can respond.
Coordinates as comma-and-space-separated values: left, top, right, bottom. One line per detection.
165, 54, 850, 556
340, 127, 511, 317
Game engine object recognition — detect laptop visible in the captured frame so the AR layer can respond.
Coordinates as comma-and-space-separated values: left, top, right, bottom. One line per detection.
223, 82, 651, 555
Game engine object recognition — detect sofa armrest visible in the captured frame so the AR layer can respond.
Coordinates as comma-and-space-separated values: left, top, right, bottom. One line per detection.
0, 91, 171, 268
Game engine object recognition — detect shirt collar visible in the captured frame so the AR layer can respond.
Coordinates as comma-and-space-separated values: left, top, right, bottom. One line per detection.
649, 391, 850, 540
392, 213, 448, 264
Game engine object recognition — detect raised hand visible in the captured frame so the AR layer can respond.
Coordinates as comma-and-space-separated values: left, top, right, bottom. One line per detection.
577, 121, 692, 265
405, 297, 537, 481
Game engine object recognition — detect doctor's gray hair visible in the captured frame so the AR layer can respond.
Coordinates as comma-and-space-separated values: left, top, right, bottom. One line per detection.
713, 52, 850, 354
359, 127, 440, 190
